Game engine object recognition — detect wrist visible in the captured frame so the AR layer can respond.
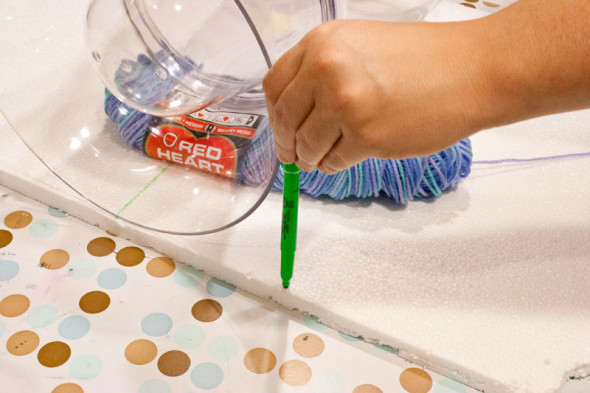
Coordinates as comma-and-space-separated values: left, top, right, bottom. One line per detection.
468, 0, 590, 130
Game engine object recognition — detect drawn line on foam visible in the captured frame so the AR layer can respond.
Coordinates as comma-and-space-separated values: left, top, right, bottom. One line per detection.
115, 163, 171, 219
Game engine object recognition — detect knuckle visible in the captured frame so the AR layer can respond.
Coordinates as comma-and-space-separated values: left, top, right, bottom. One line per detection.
318, 163, 338, 175
276, 145, 295, 164
306, 19, 341, 41
342, 124, 379, 156
314, 47, 343, 75
295, 133, 316, 160
304, 22, 330, 44
272, 104, 289, 131
272, 126, 295, 161
262, 71, 276, 102
273, 128, 293, 150
330, 86, 358, 114
355, 126, 378, 148
262, 72, 271, 92
295, 160, 314, 173
320, 150, 348, 174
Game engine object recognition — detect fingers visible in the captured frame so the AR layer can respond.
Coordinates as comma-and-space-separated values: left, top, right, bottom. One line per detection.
293, 108, 341, 172
263, 44, 303, 106
271, 79, 316, 164
263, 45, 309, 164
263, 27, 368, 173
317, 134, 366, 175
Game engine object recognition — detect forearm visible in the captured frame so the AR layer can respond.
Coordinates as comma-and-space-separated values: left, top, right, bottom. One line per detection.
472, 0, 590, 129
263, 2, 590, 172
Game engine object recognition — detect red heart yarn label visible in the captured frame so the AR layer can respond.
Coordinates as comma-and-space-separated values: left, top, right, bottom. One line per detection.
144, 108, 262, 179
144, 124, 237, 178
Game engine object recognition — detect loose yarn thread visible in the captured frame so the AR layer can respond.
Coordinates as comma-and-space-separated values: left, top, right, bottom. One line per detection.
472, 151, 590, 165
105, 90, 473, 203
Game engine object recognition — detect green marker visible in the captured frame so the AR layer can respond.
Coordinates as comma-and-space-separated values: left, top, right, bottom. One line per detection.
281, 162, 300, 289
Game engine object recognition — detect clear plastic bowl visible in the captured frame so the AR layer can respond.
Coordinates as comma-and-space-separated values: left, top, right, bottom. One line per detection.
0, 0, 338, 235
345, 0, 442, 21
0, 0, 441, 235
85, 0, 338, 117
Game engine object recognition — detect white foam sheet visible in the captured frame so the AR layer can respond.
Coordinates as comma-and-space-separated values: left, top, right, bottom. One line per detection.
1, 1, 590, 392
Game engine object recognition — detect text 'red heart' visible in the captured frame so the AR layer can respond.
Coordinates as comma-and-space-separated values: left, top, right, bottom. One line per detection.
144, 125, 237, 177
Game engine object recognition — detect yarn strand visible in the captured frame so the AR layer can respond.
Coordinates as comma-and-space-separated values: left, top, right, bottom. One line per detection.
104, 90, 473, 204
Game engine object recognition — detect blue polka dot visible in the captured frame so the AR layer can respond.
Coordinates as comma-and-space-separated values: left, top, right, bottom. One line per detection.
48, 207, 67, 217
174, 324, 206, 349
68, 258, 97, 279
29, 219, 58, 238
69, 354, 102, 380
191, 363, 224, 390
338, 332, 362, 341
434, 379, 467, 393
97, 268, 127, 289
0, 320, 5, 338
138, 380, 171, 393
174, 266, 205, 287
59, 315, 91, 340
207, 336, 239, 361
141, 313, 173, 337
206, 278, 235, 298
374, 343, 398, 354
0, 260, 19, 281
302, 314, 329, 331
27, 305, 58, 328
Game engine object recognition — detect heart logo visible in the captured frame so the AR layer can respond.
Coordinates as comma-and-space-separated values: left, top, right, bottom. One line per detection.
145, 125, 236, 177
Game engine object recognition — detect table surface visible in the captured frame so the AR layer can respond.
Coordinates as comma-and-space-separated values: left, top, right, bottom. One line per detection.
1, 183, 587, 393
0, 184, 481, 393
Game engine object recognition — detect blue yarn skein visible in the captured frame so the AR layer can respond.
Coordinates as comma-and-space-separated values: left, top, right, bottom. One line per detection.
105, 91, 472, 203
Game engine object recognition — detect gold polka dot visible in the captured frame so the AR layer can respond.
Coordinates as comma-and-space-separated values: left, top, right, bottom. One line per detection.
482, 1, 500, 7
293, 333, 325, 358
279, 360, 312, 386
105, 230, 118, 237
146, 257, 176, 278
79, 291, 110, 314
52, 383, 84, 393
157, 350, 191, 377
4, 210, 33, 229
0, 229, 13, 248
87, 237, 116, 257
40, 249, 70, 270
399, 368, 433, 393
38, 341, 71, 367
353, 384, 383, 393
116, 246, 145, 267
459, 3, 476, 8
125, 339, 158, 365
191, 299, 222, 322
0, 294, 30, 317
244, 348, 277, 374
6, 330, 40, 356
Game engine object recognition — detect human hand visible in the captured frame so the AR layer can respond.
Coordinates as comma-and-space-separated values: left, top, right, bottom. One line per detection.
263, 19, 488, 174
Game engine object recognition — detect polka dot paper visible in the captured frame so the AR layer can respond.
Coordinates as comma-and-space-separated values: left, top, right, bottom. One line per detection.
0, 185, 480, 392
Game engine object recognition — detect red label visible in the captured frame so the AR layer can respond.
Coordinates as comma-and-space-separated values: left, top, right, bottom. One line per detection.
144, 124, 237, 178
